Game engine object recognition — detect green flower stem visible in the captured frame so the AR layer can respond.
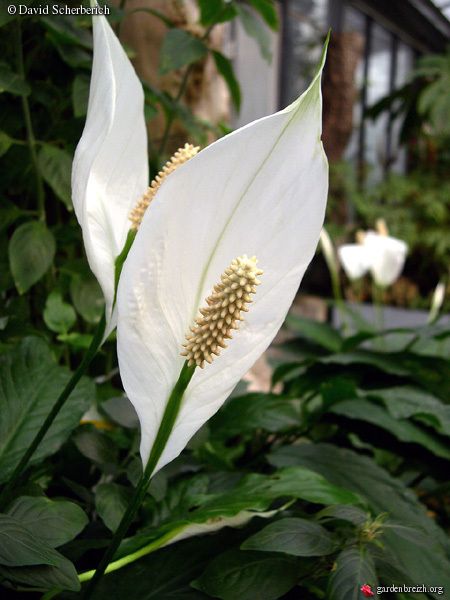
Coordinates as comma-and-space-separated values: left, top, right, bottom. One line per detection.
158, 20, 219, 156
372, 282, 385, 333
0, 314, 106, 511
79, 526, 184, 583
82, 362, 196, 599
15, 20, 46, 222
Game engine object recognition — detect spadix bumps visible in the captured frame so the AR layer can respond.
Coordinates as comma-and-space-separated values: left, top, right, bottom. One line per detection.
182, 255, 263, 368
129, 144, 199, 231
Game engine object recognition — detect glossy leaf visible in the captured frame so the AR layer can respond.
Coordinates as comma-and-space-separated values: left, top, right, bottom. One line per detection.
7, 496, 88, 548
8, 221, 56, 294
235, 4, 271, 62
331, 399, 450, 459
328, 547, 378, 600
43, 291, 76, 334
0, 337, 95, 483
95, 483, 133, 532
192, 549, 298, 600
0, 63, 30, 96
159, 30, 208, 75
212, 51, 241, 110
38, 144, 73, 210
242, 517, 336, 556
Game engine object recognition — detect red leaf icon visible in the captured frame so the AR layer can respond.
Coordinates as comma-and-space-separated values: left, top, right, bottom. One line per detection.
361, 584, 375, 597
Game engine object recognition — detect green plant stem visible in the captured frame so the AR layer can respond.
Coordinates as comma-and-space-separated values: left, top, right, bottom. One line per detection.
15, 20, 46, 221
158, 64, 194, 156
82, 362, 196, 599
79, 527, 183, 583
158, 20, 218, 156
372, 282, 385, 333
0, 315, 106, 511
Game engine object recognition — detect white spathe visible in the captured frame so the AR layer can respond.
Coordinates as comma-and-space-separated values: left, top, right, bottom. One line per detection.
363, 232, 408, 287
116, 42, 329, 472
71, 15, 148, 336
338, 244, 371, 281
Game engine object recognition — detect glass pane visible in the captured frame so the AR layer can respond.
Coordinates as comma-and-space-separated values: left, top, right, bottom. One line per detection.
365, 23, 391, 183
391, 42, 416, 172
280, 0, 329, 105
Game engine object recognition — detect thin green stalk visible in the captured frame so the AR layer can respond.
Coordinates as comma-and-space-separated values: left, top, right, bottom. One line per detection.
78, 527, 183, 583
82, 362, 195, 599
15, 20, 46, 221
158, 64, 194, 156
158, 20, 218, 156
0, 315, 106, 511
372, 282, 384, 333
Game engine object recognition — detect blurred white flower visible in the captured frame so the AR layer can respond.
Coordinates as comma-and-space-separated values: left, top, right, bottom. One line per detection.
363, 231, 408, 287
338, 243, 371, 281
338, 220, 407, 287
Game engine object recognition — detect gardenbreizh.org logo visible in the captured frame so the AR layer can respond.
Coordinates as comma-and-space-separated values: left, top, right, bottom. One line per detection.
361, 583, 446, 596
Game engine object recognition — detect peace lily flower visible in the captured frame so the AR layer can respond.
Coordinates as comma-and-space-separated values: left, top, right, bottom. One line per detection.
338, 220, 408, 287
108, 35, 330, 472
71, 14, 148, 337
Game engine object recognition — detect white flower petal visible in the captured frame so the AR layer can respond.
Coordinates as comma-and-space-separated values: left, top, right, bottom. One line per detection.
338, 244, 370, 280
117, 54, 328, 472
72, 15, 148, 335
363, 232, 408, 287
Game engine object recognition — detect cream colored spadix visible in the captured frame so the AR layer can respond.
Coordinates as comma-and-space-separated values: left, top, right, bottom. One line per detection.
181, 255, 263, 368
117, 35, 329, 473
71, 15, 148, 336
129, 144, 200, 231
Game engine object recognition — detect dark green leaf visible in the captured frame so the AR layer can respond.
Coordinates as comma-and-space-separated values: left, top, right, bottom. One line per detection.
0, 514, 60, 567
70, 273, 104, 324
0, 63, 30, 96
72, 73, 90, 117
38, 144, 73, 210
8, 221, 55, 294
0, 337, 95, 483
101, 396, 139, 429
285, 314, 343, 352
47, 33, 91, 68
331, 399, 450, 459
0, 130, 13, 157
7, 496, 88, 548
95, 483, 133, 532
57, 332, 93, 350
0, 561, 80, 592
198, 0, 237, 26
43, 291, 76, 334
211, 393, 299, 438
159, 30, 207, 75
268, 443, 450, 590
192, 549, 298, 600
91, 534, 229, 599
242, 517, 335, 556
212, 51, 241, 110
328, 547, 378, 600
41, 16, 92, 49
72, 429, 118, 466
235, 4, 272, 63
315, 505, 369, 526
371, 387, 450, 436
248, 0, 279, 30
